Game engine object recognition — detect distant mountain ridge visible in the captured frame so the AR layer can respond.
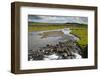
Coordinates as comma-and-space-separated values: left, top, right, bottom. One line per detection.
28, 22, 87, 26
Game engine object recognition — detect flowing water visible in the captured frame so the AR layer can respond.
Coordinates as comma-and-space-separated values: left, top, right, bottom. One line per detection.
28, 28, 82, 61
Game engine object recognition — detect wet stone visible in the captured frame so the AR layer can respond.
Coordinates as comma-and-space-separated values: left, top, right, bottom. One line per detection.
28, 41, 82, 61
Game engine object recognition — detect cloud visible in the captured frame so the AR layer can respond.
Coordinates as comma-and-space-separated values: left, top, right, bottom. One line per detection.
28, 15, 88, 24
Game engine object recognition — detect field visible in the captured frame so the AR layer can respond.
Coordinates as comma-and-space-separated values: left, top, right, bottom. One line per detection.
28, 22, 88, 48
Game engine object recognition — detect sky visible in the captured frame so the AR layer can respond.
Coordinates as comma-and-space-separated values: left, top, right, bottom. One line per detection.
28, 15, 88, 24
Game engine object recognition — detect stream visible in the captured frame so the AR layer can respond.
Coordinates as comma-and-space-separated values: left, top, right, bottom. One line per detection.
28, 28, 82, 61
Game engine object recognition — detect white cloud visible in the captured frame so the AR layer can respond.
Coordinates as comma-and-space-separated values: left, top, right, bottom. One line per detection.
28, 15, 88, 24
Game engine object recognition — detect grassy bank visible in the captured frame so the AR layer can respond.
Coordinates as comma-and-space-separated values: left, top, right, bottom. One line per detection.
71, 27, 87, 48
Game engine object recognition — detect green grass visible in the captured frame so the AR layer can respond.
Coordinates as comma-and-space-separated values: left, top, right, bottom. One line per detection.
28, 23, 88, 48
71, 27, 88, 48
28, 25, 68, 32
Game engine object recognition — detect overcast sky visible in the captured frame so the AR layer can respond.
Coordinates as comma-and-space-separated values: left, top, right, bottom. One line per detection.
28, 15, 88, 24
